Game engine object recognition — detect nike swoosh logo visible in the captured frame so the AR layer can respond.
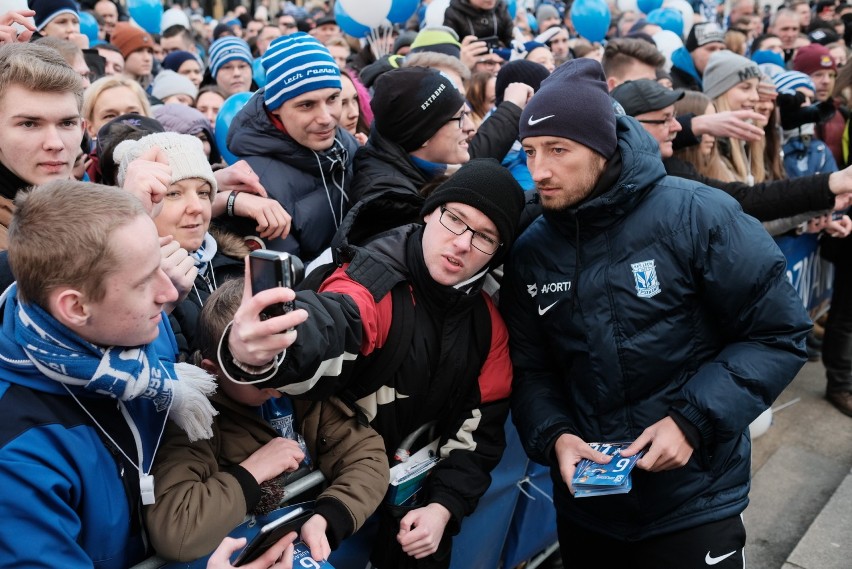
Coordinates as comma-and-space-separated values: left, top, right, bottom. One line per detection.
538, 301, 558, 316
528, 114, 555, 126
705, 550, 737, 565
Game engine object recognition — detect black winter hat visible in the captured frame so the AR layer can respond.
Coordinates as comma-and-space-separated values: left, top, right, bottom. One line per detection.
421, 158, 525, 254
371, 67, 467, 152
519, 59, 617, 159
495, 59, 551, 105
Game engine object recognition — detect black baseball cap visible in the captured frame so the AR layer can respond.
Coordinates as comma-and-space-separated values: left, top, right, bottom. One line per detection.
610, 79, 684, 117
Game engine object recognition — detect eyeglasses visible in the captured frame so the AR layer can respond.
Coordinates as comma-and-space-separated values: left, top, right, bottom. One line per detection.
447, 109, 470, 129
637, 114, 678, 126
439, 206, 501, 255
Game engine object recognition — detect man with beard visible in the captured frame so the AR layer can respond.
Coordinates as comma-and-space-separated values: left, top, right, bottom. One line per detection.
501, 59, 811, 568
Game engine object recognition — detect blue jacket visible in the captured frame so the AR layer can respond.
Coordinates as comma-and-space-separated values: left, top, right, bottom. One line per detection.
502, 116, 810, 540
670, 47, 703, 91
0, 291, 177, 568
783, 134, 838, 179
226, 91, 359, 262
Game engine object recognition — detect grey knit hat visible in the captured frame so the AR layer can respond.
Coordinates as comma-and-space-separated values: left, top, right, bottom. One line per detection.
702, 51, 761, 100
152, 70, 199, 102
114, 132, 217, 201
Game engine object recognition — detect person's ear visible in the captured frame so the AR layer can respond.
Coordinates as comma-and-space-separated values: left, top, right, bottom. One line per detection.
606, 76, 619, 93
49, 288, 91, 329
200, 357, 219, 375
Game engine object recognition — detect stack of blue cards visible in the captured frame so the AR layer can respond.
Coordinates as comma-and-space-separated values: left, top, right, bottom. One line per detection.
572, 442, 644, 498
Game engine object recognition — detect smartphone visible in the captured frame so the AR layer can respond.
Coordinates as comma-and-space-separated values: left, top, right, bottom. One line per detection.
248, 250, 304, 320
478, 35, 500, 51
233, 507, 314, 566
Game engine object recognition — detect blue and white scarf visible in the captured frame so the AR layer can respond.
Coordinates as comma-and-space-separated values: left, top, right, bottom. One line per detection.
15, 298, 217, 441
192, 232, 218, 277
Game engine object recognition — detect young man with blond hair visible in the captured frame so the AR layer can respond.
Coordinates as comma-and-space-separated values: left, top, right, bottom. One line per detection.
0, 42, 84, 249
0, 180, 217, 568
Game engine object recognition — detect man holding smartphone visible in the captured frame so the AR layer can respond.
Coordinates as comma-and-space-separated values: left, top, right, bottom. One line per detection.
220, 158, 524, 569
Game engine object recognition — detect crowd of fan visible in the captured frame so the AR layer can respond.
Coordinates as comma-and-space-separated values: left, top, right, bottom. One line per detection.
0, 0, 850, 568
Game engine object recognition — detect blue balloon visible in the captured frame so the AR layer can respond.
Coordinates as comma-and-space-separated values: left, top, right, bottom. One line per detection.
647, 7, 683, 37
252, 58, 267, 88
127, 0, 163, 34
387, 0, 419, 24
506, 0, 517, 19
570, 0, 610, 43
79, 11, 99, 42
334, 1, 371, 38
637, 0, 663, 14
215, 92, 253, 166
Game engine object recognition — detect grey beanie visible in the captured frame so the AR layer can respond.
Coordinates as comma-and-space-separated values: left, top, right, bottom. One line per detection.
536, 4, 560, 24
519, 59, 617, 159
114, 132, 218, 201
152, 70, 199, 102
702, 51, 761, 100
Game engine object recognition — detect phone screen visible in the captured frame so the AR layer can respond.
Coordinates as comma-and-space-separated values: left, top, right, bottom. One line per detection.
233, 507, 313, 566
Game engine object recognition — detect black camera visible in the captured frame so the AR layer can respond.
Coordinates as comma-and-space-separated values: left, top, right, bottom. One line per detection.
478, 35, 500, 52
248, 250, 304, 320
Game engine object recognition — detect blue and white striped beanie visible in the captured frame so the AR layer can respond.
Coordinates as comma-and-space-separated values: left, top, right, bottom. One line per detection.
773, 71, 816, 95
261, 33, 341, 111
208, 37, 252, 78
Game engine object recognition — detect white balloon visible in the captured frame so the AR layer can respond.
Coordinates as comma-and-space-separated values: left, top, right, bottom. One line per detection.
749, 408, 773, 439
338, 0, 393, 29
664, 0, 695, 37
424, 0, 451, 28
617, 0, 640, 13
652, 29, 683, 71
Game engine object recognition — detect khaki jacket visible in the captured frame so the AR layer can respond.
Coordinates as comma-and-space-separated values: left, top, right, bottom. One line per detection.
145, 393, 388, 561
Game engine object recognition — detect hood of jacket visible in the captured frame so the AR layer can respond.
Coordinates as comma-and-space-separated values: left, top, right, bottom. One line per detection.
226, 90, 358, 178
542, 115, 667, 235
671, 47, 702, 88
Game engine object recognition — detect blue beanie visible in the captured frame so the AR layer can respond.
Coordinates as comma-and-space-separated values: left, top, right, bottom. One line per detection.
751, 49, 785, 69
519, 59, 617, 159
773, 70, 816, 95
162, 50, 198, 73
209, 37, 252, 78
29, 0, 78, 31
261, 33, 341, 111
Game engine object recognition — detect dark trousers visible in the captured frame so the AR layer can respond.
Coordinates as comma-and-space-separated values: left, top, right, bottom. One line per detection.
823, 260, 852, 394
557, 514, 746, 569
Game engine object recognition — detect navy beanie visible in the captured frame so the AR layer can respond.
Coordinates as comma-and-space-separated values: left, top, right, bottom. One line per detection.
519, 59, 617, 159
162, 50, 198, 73
262, 33, 341, 111
371, 66, 466, 152
29, 0, 78, 31
495, 59, 550, 105
421, 158, 525, 254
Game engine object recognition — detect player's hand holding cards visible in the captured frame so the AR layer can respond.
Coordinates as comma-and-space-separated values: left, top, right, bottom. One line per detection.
572, 442, 644, 498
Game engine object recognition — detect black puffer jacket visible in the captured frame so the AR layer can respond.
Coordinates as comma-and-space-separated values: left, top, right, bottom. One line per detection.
226, 91, 359, 262
504, 115, 810, 541
443, 0, 514, 47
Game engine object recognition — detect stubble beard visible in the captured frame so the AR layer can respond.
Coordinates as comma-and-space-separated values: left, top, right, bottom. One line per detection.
539, 157, 607, 213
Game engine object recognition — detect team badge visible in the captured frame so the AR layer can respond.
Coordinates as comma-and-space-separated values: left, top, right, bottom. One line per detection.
527, 283, 538, 298
631, 260, 661, 298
